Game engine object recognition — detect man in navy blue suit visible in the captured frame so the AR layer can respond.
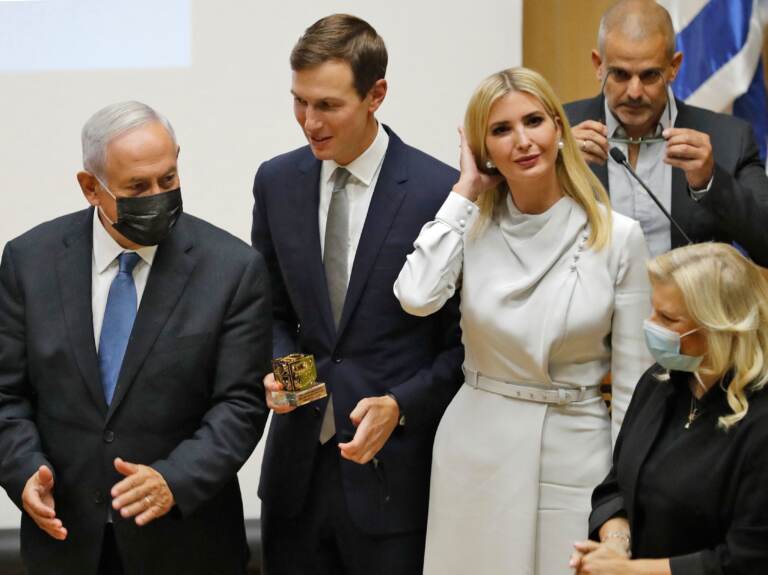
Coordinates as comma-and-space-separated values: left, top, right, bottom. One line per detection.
251, 14, 464, 575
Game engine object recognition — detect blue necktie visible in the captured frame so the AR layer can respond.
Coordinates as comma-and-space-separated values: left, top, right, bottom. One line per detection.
98, 252, 141, 405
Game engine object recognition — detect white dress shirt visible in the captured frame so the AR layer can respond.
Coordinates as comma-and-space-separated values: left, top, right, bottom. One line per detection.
91, 210, 156, 350
606, 91, 677, 257
318, 122, 389, 279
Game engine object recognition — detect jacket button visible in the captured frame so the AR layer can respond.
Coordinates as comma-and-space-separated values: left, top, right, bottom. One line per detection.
103, 430, 115, 443
93, 490, 104, 504
313, 406, 321, 416
332, 355, 342, 364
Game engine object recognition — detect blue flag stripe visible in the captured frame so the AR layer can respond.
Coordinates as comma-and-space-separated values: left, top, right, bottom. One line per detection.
733, 60, 768, 158
673, 0, 753, 100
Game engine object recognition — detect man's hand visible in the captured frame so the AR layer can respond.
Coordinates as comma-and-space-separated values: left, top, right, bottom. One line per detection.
663, 127, 714, 190
111, 458, 174, 526
22, 465, 67, 540
572, 120, 609, 165
264, 372, 297, 414
338, 395, 400, 464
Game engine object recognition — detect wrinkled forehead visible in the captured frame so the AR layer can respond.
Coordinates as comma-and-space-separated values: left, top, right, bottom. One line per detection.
602, 31, 673, 71
104, 122, 178, 180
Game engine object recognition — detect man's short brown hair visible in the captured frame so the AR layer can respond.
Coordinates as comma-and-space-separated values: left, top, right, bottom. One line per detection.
290, 14, 388, 99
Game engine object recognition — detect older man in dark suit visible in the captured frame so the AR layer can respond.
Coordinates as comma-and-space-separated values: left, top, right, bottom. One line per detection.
0, 101, 271, 574
564, 0, 768, 265
252, 14, 464, 575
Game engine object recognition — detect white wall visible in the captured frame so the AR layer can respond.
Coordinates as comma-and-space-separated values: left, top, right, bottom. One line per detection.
0, 0, 522, 527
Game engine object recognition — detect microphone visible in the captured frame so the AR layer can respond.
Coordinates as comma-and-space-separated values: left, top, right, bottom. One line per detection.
609, 147, 693, 245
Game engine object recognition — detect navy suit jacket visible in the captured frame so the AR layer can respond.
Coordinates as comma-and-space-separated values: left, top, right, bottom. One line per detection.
252, 127, 464, 535
564, 95, 768, 266
0, 209, 271, 574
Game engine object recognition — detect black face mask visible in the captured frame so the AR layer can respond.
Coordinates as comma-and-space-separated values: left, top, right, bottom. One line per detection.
100, 185, 183, 246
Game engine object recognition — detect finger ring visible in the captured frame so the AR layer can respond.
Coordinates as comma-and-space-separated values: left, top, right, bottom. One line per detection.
580, 140, 587, 151
144, 496, 152, 507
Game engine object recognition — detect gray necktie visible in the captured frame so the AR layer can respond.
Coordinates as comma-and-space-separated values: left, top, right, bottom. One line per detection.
324, 167, 351, 327
319, 167, 351, 444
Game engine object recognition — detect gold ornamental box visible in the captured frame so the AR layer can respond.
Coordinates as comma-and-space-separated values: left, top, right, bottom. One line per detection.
271, 353, 327, 407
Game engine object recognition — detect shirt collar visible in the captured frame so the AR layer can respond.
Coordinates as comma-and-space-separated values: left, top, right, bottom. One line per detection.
322, 122, 389, 187
605, 86, 678, 139
92, 208, 157, 274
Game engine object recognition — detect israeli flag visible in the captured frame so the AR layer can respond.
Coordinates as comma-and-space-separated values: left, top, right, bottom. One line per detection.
659, 0, 768, 160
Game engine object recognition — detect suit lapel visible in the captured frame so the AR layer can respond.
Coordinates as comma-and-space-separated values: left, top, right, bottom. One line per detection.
669, 99, 695, 248
56, 209, 108, 416
336, 134, 407, 339
585, 94, 610, 190
593, 158, 609, 191
296, 152, 337, 337
106, 217, 196, 422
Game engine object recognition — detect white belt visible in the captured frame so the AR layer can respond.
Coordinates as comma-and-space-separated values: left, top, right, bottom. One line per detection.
463, 367, 600, 405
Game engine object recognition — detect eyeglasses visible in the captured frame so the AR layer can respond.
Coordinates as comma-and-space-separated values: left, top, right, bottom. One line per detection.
608, 135, 666, 146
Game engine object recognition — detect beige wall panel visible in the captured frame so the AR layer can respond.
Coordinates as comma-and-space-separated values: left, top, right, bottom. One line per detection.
523, 0, 614, 104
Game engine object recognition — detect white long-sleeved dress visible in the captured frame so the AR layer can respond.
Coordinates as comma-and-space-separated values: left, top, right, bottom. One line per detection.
394, 192, 652, 575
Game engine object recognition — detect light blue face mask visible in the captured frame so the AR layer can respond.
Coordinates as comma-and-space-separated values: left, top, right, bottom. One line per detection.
643, 319, 703, 372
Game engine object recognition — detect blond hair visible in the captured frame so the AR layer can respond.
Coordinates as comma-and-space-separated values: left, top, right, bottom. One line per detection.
463, 67, 611, 248
648, 243, 768, 429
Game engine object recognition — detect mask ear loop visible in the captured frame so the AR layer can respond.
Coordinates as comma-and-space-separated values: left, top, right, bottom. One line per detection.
681, 326, 708, 393
680, 326, 699, 338
94, 176, 118, 225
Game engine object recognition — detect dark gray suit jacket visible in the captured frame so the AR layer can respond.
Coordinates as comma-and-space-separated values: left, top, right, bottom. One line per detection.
0, 209, 271, 574
564, 95, 768, 266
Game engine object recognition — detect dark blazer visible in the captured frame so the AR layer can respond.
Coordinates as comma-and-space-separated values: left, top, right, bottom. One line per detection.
590, 367, 768, 574
564, 95, 768, 266
0, 209, 271, 575
251, 126, 464, 535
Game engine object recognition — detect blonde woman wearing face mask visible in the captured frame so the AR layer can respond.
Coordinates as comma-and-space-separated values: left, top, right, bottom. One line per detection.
394, 67, 654, 574
571, 242, 768, 575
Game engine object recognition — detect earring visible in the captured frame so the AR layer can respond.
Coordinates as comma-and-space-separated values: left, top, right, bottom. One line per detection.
485, 159, 496, 169
557, 139, 564, 150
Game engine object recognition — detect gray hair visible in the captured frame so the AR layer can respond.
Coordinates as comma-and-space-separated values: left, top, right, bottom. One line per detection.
81, 101, 177, 179
597, 0, 676, 60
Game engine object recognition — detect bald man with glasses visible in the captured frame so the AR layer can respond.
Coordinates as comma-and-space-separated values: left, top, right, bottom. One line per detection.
564, 0, 768, 265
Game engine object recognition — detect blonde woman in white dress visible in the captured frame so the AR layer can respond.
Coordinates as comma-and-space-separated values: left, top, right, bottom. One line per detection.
394, 67, 654, 574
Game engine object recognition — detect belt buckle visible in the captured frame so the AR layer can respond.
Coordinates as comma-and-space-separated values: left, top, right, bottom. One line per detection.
556, 388, 570, 405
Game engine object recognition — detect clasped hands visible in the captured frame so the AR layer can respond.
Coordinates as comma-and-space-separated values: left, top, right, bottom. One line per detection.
264, 371, 400, 464
572, 120, 714, 189
569, 538, 632, 575
22, 457, 174, 540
